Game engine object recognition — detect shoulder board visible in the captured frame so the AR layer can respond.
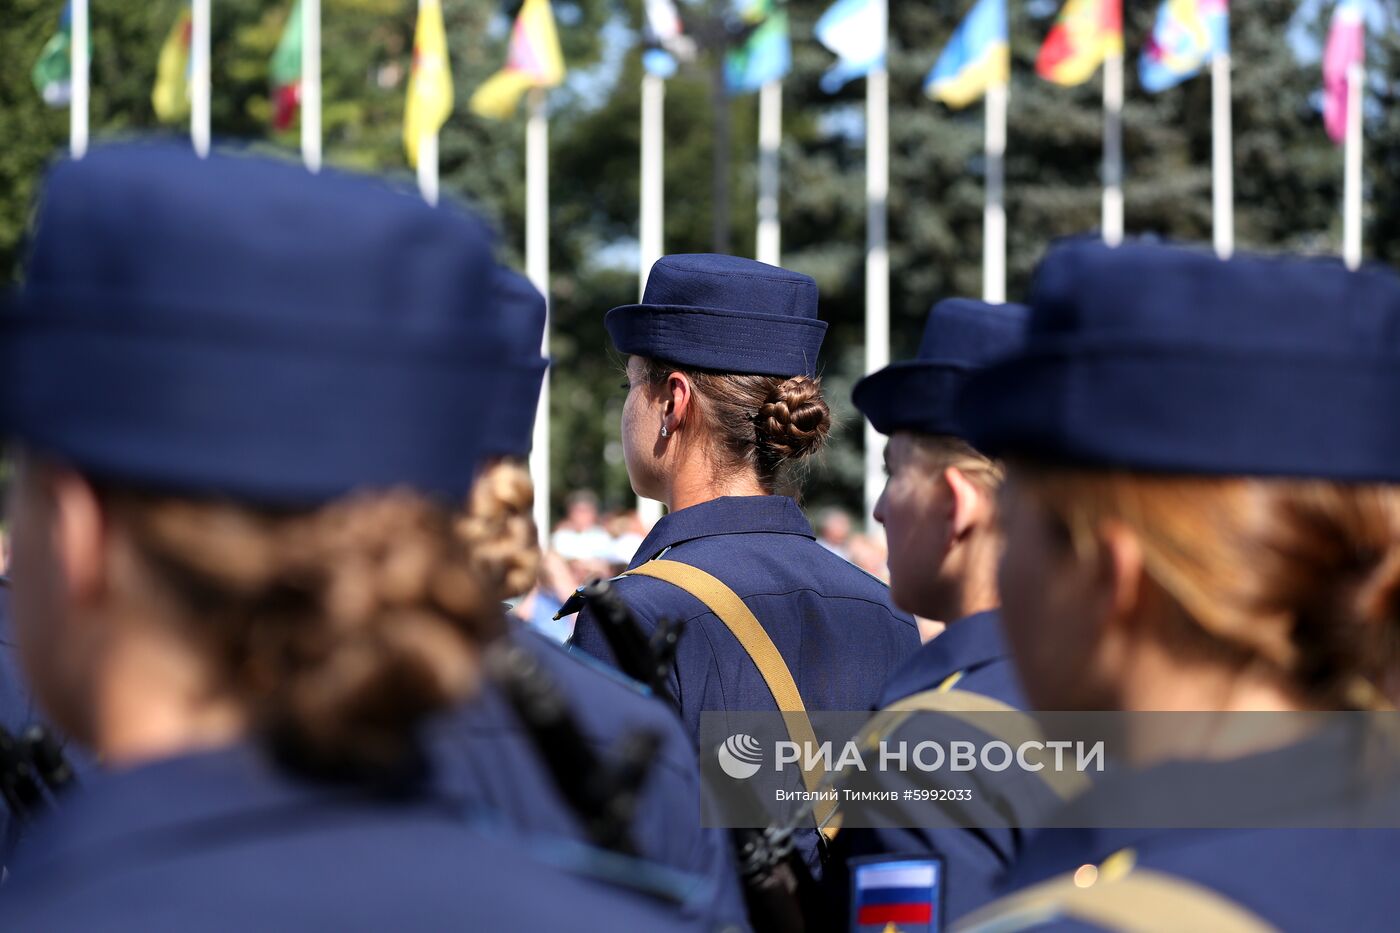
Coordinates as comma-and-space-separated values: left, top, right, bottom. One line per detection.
553, 574, 629, 620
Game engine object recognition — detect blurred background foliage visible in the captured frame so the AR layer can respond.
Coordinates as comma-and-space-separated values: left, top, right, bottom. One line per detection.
1, 0, 1393, 526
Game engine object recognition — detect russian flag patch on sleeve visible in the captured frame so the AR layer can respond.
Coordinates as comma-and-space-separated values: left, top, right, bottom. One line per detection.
850, 856, 943, 932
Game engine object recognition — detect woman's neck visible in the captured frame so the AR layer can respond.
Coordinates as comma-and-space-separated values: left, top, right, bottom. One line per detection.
665, 458, 768, 512
1114, 644, 1315, 767
91, 629, 246, 768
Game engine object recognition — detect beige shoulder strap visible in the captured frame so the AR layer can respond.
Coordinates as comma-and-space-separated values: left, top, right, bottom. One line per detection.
954, 865, 1279, 933
854, 688, 1090, 802
622, 559, 835, 828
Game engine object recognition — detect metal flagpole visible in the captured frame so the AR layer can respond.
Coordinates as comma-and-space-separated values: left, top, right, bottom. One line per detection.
1101, 50, 1124, 247
70, 0, 89, 158
191, 0, 212, 158
983, 81, 1007, 304
637, 72, 665, 528
1211, 53, 1233, 259
863, 64, 890, 530
756, 79, 782, 266
1344, 61, 1363, 270
527, 87, 552, 543
302, 0, 322, 172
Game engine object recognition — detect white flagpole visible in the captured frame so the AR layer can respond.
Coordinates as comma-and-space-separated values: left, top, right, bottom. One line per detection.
1211, 53, 1233, 259
414, 0, 439, 204
302, 0, 322, 172
983, 81, 1007, 304
70, 0, 89, 158
527, 88, 552, 544
756, 79, 782, 266
191, 0, 211, 158
416, 133, 439, 204
864, 64, 890, 530
1344, 61, 1363, 270
637, 72, 665, 528
1101, 50, 1124, 247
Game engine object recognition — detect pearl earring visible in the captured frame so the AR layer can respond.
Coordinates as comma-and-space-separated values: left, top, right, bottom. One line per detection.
660, 424, 669, 438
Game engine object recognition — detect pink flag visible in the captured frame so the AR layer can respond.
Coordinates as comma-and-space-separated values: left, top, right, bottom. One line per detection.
1323, 0, 1366, 144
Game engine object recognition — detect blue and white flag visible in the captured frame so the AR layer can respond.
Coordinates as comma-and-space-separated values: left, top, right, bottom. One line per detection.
814, 0, 887, 93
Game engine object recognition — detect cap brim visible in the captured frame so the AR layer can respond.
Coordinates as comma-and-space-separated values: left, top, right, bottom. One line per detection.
853, 359, 975, 438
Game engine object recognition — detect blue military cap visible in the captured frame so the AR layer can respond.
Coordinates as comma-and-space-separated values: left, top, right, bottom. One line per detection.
605, 254, 827, 377
1, 142, 538, 505
852, 298, 1028, 439
960, 237, 1400, 482
486, 266, 548, 458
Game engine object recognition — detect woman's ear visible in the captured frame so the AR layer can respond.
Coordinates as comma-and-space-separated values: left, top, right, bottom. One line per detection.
1094, 517, 1146, 642
664, 371, 694, 435
45, 465, 109, 609
944, 465, 991, 543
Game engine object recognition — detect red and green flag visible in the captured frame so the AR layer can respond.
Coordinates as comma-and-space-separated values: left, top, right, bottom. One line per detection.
270, 0, 303, 130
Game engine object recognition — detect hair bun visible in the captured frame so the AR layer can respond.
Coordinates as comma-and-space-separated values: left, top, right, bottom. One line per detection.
757, 375, 832, 462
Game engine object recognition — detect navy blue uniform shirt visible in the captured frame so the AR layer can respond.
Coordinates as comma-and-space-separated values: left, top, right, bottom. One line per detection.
877, 610, 1026, 709
570, 496, 919, 745
429, 624, 748, 928
0, 743, 722, 932
970, 727, 1400, 932
825, 612, 1051, 923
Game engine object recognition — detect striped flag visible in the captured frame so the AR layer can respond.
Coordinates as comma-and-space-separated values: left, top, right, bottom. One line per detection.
1036, 0, 1122, 87
269, 1, 303, 130
852, 859, 942, 932
926, 0, 1009, 109
469, 0, 565, 119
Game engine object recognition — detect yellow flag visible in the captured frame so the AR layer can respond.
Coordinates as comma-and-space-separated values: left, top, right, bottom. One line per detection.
469, 0, 566, 120
152, 8, 193, 123
404, 0, 454, 167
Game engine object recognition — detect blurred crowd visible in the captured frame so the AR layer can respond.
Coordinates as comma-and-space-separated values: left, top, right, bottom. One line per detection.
513, 494, 900, 643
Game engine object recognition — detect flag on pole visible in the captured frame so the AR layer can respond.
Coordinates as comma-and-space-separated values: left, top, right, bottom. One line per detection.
1324, 0, 1366, 144
270, 0, 303, 130
153, 6, 193, 122
1139, 0, 1228, 92
725, 0, 790, 95
925, 0, 1009, 108
814, 0, 887, 94
32, 2, 74, 107
469, 0, 565, 119
403, 0, 453, 165
643, 0, 694, 77
1036, 0, 1122, 86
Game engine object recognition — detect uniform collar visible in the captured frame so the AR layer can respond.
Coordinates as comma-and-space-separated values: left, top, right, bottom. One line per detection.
627, 495, 815, 568
921, 610, 1009, 678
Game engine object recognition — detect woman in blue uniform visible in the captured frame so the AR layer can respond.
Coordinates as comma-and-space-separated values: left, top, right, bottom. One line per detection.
821, 298, 1057, 924
0, 143, 713, 931
568, 254, 920, 746
953, 238, 1400, 932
